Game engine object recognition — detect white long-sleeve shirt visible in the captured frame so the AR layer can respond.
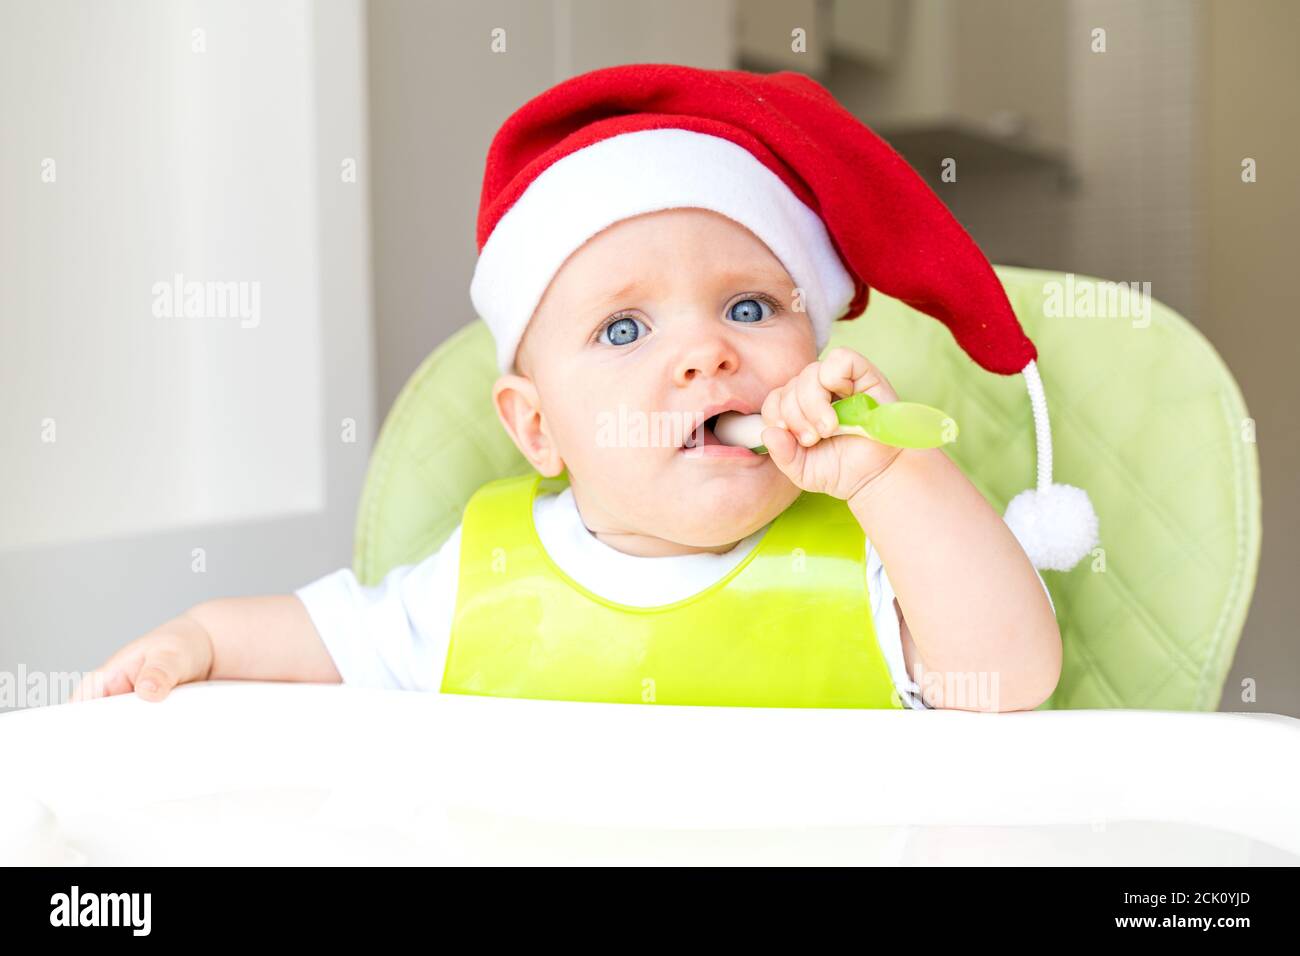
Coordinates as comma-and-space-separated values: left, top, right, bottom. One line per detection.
296, 485, 1055, 709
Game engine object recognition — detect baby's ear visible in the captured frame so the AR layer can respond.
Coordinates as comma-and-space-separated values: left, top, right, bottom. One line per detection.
491, 374, 564, 477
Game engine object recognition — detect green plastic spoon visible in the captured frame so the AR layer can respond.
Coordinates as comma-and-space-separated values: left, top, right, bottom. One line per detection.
712, 392, 958, 454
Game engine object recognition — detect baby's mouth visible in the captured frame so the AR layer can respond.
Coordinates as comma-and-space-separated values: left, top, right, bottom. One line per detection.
677, 399, 763, 458
686, 413, 728, 450
683, 413, 724, 449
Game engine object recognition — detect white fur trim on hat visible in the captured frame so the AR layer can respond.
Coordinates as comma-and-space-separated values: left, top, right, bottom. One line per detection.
469, 127, 856, 374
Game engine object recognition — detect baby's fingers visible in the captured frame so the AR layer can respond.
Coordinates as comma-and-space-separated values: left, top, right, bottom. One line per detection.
133, 647, 188, 702
778, 386, 818, 446
69, 645, 143, 702
760, 387, 787, 431
69, 666, 130, 702
818, 347, 898, 405
795, 363, 840, 438
761, 384, 807, 446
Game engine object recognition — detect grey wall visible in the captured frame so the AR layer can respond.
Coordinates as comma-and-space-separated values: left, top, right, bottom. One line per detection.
0, 0, 375, 699
365, 0, 735, 413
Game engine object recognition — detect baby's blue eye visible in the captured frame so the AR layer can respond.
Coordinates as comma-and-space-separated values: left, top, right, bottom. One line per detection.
600, 315, 647, 346
729, 297, 773, 323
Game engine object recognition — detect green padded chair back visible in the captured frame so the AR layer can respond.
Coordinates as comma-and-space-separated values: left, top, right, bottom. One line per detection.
353, 266, 1260, 711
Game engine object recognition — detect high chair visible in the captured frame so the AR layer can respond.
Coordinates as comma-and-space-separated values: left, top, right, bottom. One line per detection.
352, 266, 1261, 711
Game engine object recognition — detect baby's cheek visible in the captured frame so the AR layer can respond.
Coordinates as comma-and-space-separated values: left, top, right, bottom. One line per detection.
765, 330, 818, 385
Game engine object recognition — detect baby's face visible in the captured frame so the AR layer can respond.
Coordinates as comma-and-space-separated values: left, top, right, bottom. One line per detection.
493, 207, 818, 551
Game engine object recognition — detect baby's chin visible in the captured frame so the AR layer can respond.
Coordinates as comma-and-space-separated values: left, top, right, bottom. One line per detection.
570, 452, 799, 547
644, 476, 797, 547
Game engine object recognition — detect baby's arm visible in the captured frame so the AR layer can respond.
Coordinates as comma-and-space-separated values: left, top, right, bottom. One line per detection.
850, 447, 1061, 713
70, 595, 338, 704
759, 348, 1059, 712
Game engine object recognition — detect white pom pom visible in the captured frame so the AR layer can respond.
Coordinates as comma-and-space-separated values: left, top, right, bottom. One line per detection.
1003, 483, 1100, 572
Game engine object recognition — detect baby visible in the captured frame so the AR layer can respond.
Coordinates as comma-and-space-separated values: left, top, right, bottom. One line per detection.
72, 65, 1066, 713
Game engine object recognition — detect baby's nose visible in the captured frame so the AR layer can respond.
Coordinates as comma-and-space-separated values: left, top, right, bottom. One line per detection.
672, 331, 741, 382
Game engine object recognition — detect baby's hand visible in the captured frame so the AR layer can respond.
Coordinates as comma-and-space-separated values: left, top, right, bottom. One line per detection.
69, 614, 214, 704
760, 347, 904, 501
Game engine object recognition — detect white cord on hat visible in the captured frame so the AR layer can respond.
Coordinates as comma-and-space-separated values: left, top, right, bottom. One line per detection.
1002, 360, 1101, 572
1023, 360, 1053, 492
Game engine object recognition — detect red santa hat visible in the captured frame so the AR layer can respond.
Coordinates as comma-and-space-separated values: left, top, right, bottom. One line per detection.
469, 63, 1099, 572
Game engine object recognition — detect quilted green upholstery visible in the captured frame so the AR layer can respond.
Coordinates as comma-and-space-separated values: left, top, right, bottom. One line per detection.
353, 266, 1260, 711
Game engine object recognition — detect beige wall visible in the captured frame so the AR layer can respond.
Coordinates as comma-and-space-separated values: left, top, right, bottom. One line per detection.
1204, 0, 1300, 711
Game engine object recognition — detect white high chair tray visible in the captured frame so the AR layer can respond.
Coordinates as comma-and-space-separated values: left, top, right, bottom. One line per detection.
2, 681, 1297, 865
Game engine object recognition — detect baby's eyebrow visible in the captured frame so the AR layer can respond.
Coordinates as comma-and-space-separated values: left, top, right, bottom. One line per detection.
588, 268, 792, 312
591, 279, 644, 310
710, 266, 792, 290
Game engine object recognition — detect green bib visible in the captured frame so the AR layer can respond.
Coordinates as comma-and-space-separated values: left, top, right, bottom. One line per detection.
440, 473, 904, 709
